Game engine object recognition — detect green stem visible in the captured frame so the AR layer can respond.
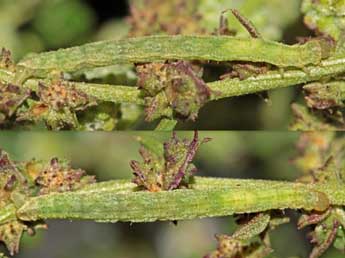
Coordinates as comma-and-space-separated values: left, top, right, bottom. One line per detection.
209, 55, 345, 99
73, 82, 144, 105
16, 177, 341, 223
0, 70, 144, 105
155, 119, 178, 131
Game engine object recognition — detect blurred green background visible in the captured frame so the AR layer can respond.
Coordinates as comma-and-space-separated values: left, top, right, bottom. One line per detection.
0, 0, 314, 130
0, 131, 342, 258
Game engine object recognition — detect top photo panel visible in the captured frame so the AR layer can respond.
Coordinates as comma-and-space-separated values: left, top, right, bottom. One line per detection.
0, 0, 344, 131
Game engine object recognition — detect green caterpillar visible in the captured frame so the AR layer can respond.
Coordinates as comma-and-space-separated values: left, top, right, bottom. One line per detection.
17, 35, 331, 79
17, 178, 331, 223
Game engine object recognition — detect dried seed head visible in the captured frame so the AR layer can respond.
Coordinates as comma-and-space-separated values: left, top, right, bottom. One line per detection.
130, 143, 164, 192
294, 132, 345, 184
16, 80, 97, 130
0, 150, 13, 170
295, 133, 345, 257
128, 0, 205, 36
294, 132, 334, 178
164, 131, 210, 190
302, 0, 345, 40
35, 158, 96, 195
304, 82, 345, 110
298, 207, 345, 258
0, 48, 14, 71
206, 212, 291, 258
205, 234, 244, 258
131, 131, 210, 191
137, 63, 167, 96
205, 217, 273, 258
37, 81, 96, 111
0, 83, 30, 125
0, 150, 97, 255
137, 62, 212, 121
290, 103, 340, 131
4, 175, 17, 192
0, 150, 49, 255
0, 150, 29, 208
0, 218, 47, 256
311, 157, 342, 184
0, 221, 25, 256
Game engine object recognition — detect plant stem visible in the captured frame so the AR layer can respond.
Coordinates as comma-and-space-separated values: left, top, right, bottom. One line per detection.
73, 82, 144, 105
209, 55, 345, 99
0, 69, 144, 105
16, 177, 342, 223
155, 119, 178, 131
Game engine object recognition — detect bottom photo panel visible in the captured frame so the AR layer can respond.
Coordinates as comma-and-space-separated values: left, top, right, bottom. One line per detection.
0, 132, 344, 258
